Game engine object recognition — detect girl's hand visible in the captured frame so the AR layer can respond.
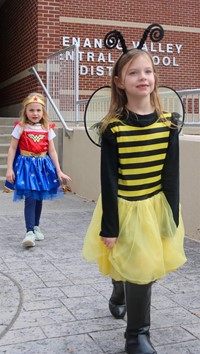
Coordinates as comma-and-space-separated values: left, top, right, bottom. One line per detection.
57, 170, 72, 184
101, 237, 117, 249
6, 169, 15, 184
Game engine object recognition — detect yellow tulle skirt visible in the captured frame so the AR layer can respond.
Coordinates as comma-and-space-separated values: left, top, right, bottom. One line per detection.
82, 192, 187, 284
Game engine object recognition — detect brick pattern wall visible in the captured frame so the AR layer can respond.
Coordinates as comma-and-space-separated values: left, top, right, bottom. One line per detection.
59, 0, 200, 91
0, 0, 60, 109
61, 0, 199, 27
0, 0, 39, 107
38, 0, 60, 61
0, 0, 37, 81
0, 0, 199, 112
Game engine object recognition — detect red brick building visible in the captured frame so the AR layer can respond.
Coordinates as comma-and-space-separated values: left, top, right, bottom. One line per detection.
0, 0, 199, 116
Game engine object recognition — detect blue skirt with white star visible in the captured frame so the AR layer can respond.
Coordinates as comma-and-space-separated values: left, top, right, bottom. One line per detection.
13, 154, 64, 201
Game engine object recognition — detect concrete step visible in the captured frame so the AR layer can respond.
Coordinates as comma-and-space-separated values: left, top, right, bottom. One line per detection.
0, 143, 10, 154
0, 134, 11, 143
0, 126, 13, 134
0, 154, 7, 165
0, 165, 7, 177
0, 117, 17, 125
0, 117, 16, 190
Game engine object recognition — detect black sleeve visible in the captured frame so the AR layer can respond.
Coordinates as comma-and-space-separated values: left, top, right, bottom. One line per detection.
161, 128, 179, 227
100, 128, 119, 238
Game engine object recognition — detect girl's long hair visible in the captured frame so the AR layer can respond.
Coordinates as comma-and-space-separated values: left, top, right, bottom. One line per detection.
101, 49, 163, 132
19, 92, 50, 131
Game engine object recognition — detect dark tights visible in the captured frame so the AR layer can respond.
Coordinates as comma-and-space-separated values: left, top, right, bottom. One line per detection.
24, 195, 43, 232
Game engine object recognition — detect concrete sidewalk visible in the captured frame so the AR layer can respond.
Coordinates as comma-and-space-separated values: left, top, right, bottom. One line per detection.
0, 191, 200, 354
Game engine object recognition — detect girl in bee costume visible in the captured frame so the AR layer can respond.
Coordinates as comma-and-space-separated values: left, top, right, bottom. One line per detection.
6, 92, 71, 247
83, 24, 187, 354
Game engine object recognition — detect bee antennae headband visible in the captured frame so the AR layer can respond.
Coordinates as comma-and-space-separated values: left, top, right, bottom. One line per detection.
104, 23, 164, 53
137, 23, 164, 49
104, 30, 128, 53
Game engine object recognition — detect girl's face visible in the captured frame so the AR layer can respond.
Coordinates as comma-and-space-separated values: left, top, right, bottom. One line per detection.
25, 102, 43, 124
115, 53, 155, 101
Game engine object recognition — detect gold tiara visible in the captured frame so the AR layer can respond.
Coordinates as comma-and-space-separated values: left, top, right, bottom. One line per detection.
23, 96, 45, 107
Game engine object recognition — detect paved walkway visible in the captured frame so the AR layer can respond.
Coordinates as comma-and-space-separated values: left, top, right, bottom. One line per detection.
0, 191, 200, 354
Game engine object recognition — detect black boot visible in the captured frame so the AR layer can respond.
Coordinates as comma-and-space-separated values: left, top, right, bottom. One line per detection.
109, 279, 126, 319
124, 282, 157, 354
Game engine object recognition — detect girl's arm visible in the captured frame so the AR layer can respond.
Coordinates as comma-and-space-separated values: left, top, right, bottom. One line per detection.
162, 128, 179, 227
6, 137, 19, 183
100, 128, 119, 240
48, 139, 71, 183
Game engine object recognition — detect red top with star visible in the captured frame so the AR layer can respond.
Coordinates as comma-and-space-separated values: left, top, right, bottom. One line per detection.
19, 130, 49, 154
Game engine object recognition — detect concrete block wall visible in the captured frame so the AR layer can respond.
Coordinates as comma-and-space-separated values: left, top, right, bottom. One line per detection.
61, 127, 100, 202
179, 135, 200, 241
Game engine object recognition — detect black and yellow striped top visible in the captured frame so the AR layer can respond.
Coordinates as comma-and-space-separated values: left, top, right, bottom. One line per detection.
100, 111, 179, 238
110, 113, 171, 201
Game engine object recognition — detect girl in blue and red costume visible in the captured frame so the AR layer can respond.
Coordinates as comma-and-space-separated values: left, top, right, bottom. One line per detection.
6, 92, 71, 248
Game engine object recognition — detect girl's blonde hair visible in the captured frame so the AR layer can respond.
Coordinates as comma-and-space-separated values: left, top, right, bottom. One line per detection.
101, 49, 163, 132
20, 92, 50, 131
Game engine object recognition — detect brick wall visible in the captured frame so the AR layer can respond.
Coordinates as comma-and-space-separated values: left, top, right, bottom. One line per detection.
59, 0, 200, 91
0, 0, 60, 110
38, 0, 60, 61
0, 0, 199, 113
61, 0, 199, 27
0, 0, 39, 106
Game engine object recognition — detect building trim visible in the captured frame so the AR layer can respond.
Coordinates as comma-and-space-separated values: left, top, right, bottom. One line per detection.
60, 16, 200, 33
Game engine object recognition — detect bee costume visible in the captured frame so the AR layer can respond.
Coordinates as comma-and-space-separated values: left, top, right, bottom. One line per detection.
82, 24, 187, 354
83, 110, 186, 284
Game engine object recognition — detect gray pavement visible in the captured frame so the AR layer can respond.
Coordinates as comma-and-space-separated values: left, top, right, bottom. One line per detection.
0, 191, 200, 354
